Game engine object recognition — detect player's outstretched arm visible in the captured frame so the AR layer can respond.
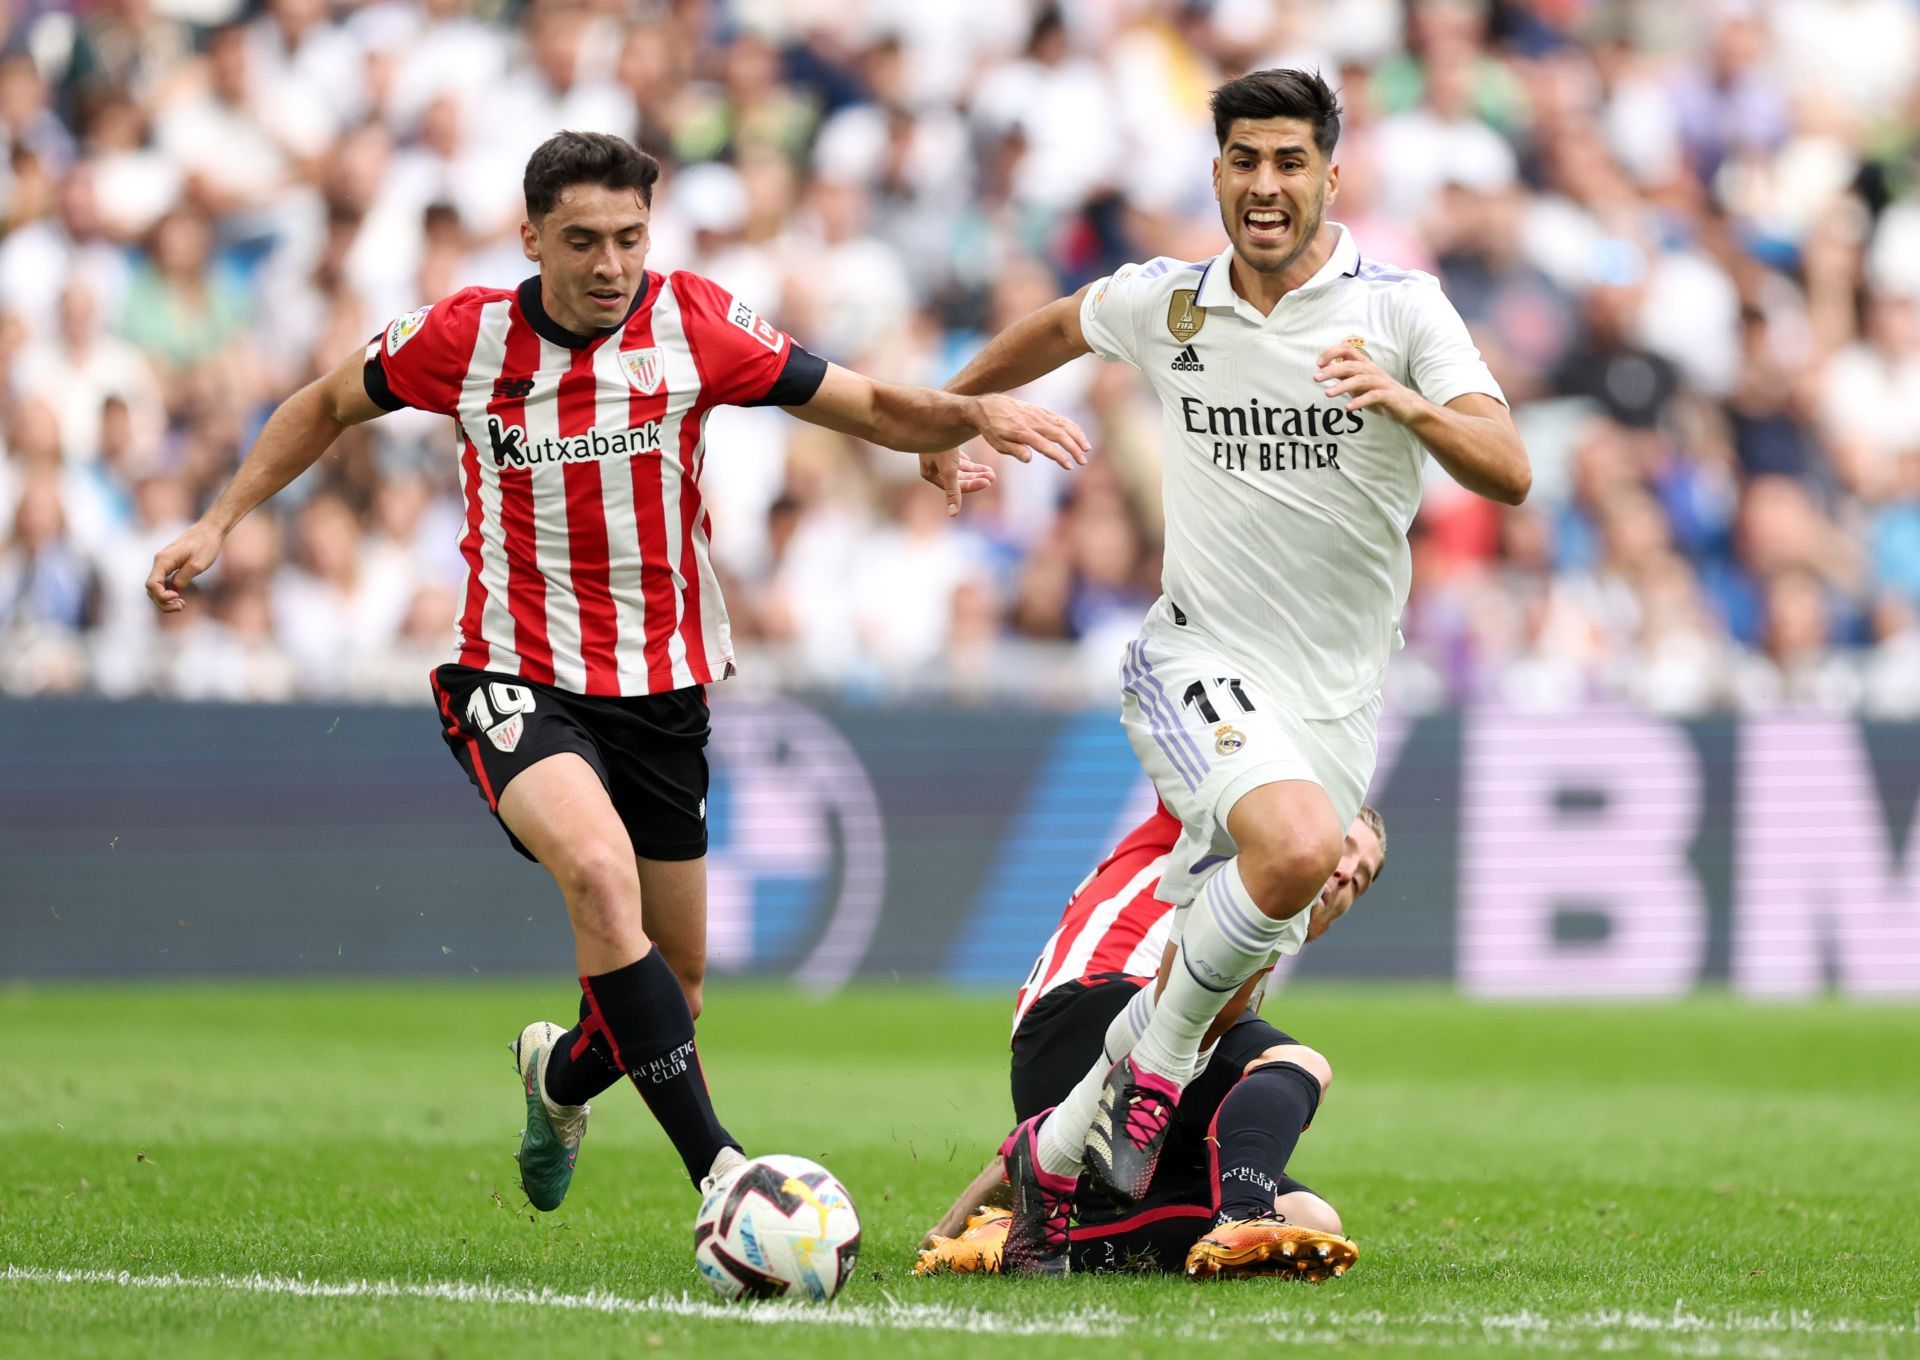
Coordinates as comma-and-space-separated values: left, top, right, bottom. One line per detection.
943, 286, 1095, 399
923, 1152, 1013, 1247
914, 288, 1097, 509
786, 362, 1089, 515
145, 348, 388, 612
1315, 342, 1531, 505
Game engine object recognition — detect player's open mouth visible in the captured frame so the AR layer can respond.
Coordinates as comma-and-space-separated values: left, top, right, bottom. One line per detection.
1244, 209, 1291, 244
586, 290, 625, 310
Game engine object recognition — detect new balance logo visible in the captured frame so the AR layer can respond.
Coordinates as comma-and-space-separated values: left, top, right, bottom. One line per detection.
1170, 344, 1204, 372
493, 377, 534, 399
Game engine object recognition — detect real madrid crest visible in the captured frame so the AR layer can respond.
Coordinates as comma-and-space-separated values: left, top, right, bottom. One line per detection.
620, 346, 664, 395
1343, 334, 1368, 355
1214, 724, 1246, 756
1167, 289, 1205, 342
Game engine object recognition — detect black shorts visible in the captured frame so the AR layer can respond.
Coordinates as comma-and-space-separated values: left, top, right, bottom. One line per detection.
430, 663, 710, 862
1012, 973, 1318, 1251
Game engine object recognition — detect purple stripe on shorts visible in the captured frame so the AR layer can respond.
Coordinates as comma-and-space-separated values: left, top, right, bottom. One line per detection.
1124, 641, 1202, 790
1135, 640, 1211, 789
1132, 642, 1211, 782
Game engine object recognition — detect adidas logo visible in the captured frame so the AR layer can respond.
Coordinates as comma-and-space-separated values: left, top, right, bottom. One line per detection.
1170, 344, 1204, 372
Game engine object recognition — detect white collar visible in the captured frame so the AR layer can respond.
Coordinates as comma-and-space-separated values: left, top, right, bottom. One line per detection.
1195, 222, 1360, 310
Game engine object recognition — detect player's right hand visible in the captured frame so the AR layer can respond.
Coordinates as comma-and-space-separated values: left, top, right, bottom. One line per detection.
146, 521, 225, 612
967, 393, 1091, 471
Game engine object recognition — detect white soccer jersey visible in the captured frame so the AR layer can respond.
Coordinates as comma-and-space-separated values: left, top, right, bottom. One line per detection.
1080, 225, 1504, 719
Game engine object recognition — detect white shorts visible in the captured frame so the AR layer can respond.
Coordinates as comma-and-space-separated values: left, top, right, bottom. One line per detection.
1119, 601, 1382, 911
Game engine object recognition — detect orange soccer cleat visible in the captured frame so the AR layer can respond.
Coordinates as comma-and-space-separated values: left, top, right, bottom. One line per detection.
913, 1206, 1012, 1276
1184, 1215, 1359, 1282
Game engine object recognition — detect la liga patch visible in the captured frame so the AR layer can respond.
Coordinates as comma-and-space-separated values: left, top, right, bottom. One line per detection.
386, 306, 431, 356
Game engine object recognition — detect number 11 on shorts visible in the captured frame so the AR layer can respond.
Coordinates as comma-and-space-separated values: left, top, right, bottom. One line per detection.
1180, 677, 1256, 724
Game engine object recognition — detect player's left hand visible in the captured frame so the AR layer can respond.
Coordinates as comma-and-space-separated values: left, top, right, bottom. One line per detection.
1314, 344, 1422, 423
919, 450, 999, 517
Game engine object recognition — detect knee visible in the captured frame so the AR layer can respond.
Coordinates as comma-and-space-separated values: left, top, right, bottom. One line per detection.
1247, 1044, 1332, 1097
557, 843, 640, 938
1237, 825, 1341, 916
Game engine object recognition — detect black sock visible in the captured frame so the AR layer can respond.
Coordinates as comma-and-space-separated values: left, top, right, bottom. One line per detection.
1213, 1061, 1321, 1222
543, 992, 626, 1108
580, 949, 739, 1185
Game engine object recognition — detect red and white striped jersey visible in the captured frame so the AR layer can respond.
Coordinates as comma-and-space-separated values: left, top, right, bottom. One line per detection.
1010, 801, 1184, 1034
364, 271, 826, 697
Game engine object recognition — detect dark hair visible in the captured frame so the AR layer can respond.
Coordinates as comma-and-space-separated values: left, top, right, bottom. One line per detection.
523, 131, 661, 220
1209, 68, 1342, 157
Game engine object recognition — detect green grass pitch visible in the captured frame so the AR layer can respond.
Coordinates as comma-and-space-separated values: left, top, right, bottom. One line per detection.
2, 982, 1916, 1359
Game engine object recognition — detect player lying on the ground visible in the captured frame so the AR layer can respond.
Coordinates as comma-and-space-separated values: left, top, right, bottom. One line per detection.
916, 798, 1385, 1278
926, 67, 1527, 1273
147, 130, 1087, 1214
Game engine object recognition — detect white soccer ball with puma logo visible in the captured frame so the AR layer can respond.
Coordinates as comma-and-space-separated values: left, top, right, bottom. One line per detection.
693, 1155, 861, 1302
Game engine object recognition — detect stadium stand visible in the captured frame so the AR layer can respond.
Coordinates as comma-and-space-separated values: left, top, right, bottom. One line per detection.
1, 0, 1917, 713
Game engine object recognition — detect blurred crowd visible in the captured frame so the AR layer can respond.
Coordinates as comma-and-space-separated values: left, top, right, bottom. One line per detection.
2, 0, 1918, 714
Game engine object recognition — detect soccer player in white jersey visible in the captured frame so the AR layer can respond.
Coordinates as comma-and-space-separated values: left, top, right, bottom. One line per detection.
146, 131, 1088, 1215
929, 69, 1530, 1272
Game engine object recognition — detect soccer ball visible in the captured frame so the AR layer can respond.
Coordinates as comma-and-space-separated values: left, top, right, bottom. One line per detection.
693, 1154, 862, 1302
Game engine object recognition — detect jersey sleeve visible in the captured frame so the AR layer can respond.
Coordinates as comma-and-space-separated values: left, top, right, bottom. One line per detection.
1398, 279, 1507, 409
362, 291, 482, 416
670, 271, 828, 408
1078, 262, 1149, 367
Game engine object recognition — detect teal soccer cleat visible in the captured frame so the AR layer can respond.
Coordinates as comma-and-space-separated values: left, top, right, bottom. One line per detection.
510, 1021, 591, 1212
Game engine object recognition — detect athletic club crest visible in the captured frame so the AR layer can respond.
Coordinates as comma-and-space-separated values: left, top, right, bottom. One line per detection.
486, 713, 524, 753
620, 347, 664, 395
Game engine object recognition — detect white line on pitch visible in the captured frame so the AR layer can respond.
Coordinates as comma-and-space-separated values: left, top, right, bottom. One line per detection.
4, 1266, 1911, 1347
4, 1266, 1124, 1337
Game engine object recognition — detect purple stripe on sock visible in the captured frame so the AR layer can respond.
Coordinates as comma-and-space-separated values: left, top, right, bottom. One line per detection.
1204, 867, 1267, 955
1218, 871, 1287, 953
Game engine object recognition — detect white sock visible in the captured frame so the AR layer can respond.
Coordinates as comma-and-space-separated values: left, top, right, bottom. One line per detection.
1130, 858, 1306, 1087
1035, 985, 1156, 1179
1106, 983, 1155, 1062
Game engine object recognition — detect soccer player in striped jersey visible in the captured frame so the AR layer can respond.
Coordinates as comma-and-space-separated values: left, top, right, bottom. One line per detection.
927, 67, 1529, 1271
917, 799, 1385, 1278
146, 131, 1088, 1211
